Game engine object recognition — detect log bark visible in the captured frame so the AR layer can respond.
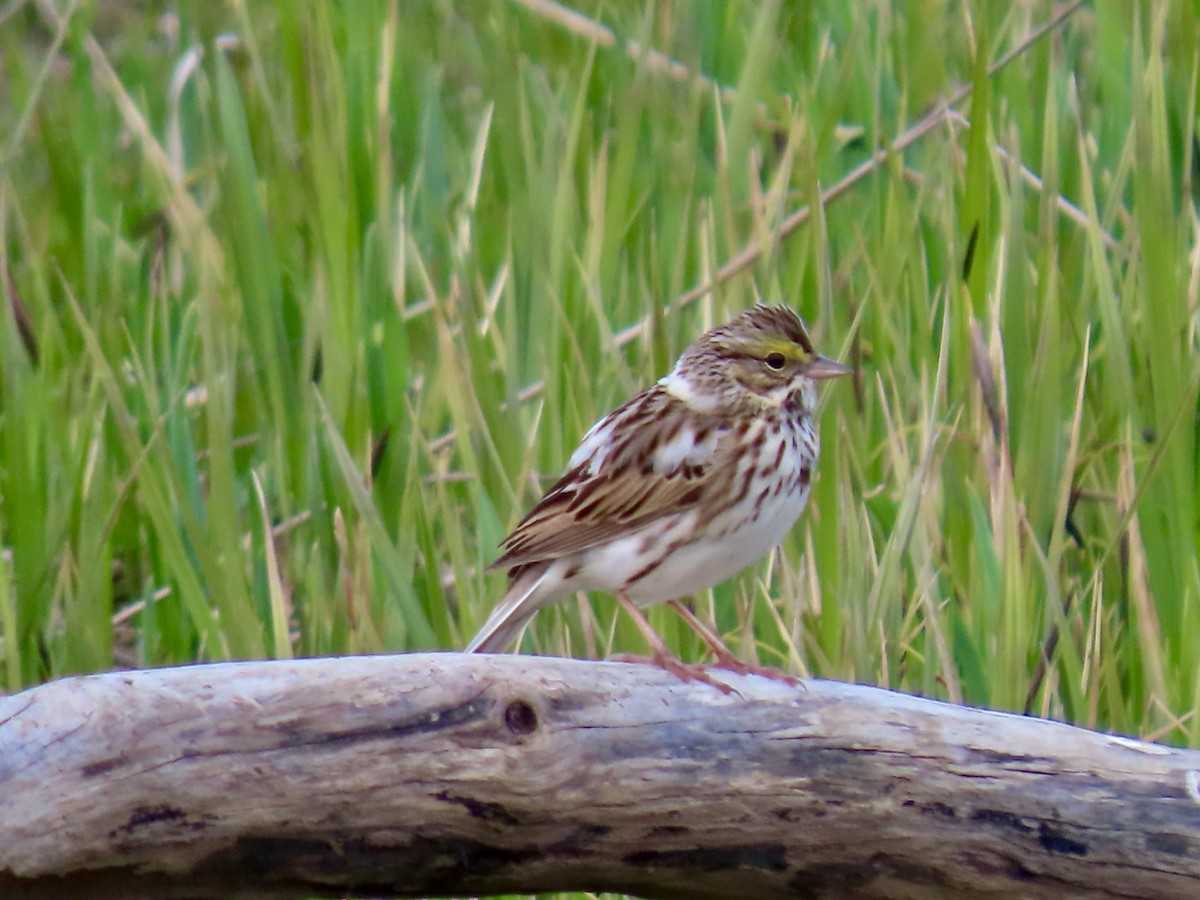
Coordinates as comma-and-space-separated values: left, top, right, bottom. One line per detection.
1, 653, 1198, 900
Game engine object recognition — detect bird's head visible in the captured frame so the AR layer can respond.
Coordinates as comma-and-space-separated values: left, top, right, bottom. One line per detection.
664, 305, 852, 415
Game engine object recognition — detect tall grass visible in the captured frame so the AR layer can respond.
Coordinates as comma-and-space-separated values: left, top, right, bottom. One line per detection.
2, 0, 1199, 762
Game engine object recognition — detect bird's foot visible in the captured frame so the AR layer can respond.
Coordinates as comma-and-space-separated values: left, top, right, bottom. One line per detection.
610, 651, 739, 696
663, 599, 801, 688
706, 648, 803, 688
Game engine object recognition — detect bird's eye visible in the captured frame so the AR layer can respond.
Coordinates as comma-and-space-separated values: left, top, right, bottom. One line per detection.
765, 352, 786, 370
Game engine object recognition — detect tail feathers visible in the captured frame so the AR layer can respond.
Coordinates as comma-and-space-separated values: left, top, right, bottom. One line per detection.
465, 566, 559, 653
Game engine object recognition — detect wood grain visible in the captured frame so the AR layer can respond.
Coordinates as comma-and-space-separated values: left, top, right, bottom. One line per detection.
1, 653, 1198, 899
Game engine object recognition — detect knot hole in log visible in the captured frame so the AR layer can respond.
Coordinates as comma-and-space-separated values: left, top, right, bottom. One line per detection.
503, 699, 538, 736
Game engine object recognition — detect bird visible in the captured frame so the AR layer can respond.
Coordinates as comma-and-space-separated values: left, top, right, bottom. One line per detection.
466, 305, 851, 688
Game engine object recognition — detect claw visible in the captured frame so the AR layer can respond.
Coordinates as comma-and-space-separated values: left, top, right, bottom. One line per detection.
611, 651, 739, 696
611, 594, 740, 695
708, 651, 802, 687
666, 598, 802, 688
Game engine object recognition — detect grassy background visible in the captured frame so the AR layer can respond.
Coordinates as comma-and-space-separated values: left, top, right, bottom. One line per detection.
2, 0, 1199, 780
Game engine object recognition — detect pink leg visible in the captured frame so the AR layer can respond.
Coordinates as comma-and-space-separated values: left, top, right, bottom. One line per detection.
612, 594, 736, 696
667, 599, 800, 686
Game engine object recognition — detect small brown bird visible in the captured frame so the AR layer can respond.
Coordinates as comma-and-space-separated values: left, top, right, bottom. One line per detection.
467, 306, 850, 683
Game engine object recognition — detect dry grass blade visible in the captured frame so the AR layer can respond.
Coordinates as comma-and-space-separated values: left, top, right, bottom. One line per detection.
670, 0, 1089, 310
511, 0, 740, 104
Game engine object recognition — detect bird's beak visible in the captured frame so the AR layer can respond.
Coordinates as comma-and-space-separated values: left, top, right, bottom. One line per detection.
807, 355, 854, 381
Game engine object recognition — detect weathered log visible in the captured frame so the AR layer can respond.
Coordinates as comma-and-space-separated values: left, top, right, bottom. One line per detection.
1, 653, 1198, 899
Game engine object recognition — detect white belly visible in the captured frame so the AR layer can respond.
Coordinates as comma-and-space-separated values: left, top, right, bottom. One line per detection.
573, 419, 815, 604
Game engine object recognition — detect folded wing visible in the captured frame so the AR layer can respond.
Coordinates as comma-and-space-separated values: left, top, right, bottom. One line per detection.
490, 387, 736, 571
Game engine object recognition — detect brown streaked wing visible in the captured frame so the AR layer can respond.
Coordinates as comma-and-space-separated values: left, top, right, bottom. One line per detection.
488, 386, 736, 571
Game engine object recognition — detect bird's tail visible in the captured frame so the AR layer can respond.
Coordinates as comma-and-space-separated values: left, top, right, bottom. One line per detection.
465, 565, 559, 653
